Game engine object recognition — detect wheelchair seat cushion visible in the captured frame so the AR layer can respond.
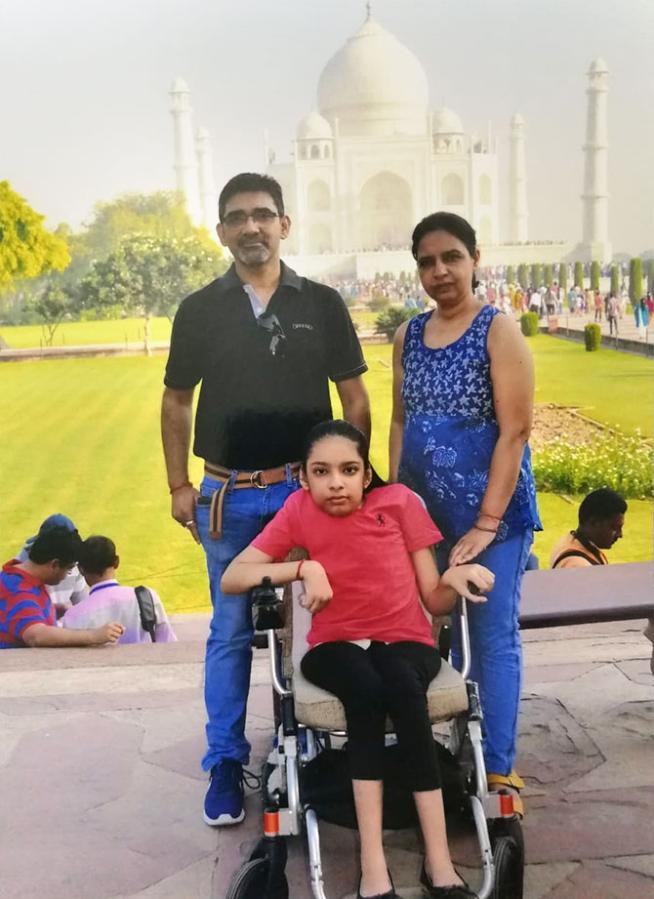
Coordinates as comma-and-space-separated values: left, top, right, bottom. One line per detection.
293, 658, 468, 731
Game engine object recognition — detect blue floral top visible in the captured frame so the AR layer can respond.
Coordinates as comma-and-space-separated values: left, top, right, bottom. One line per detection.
399, 306, 541, 544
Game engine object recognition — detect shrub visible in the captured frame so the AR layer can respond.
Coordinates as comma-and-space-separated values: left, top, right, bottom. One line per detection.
584, 322, 601, 351
530, 262, 542, 288
375, 306, 416, 340
368, 292, 390, 312
506, 265, 516, 285
610, 264, 620, 296
520, 312, 539, 336
543, 263, 554, 287
590, 260, 601, 290
629, 258, 643, 302
558, 262, 568, 291
573, 261, 585, 289
517, 264, 529, 289
532, 430, 652, 499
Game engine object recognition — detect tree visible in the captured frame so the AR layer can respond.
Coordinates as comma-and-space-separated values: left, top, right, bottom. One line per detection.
647, 259, 654, 293
517, 264, 529, 289
0, 181, 70, 288
610, 264, 620, 296
543, 263, 553, 287
558, 262, 568, 291
530, 263, 542, 288
629, 258, 643, 303
28, 280, 76, 346
506, 265, 515, 285
573, 261, 585, 290
375, 306, 417, 340
79, 234, 225, 353
590, 260, 601, 291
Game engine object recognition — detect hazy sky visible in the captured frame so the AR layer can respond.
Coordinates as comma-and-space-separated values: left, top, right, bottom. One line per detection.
2, 0, 652, 254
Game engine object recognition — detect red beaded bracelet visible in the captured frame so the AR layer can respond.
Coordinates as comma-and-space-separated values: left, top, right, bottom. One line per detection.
296, 559, 306, 580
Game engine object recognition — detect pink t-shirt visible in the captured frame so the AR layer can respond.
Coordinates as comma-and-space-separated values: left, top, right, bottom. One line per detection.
253, 484, 442, 647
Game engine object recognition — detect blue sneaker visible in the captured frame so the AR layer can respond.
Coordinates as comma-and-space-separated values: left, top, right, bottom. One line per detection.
203, 759, 245, 826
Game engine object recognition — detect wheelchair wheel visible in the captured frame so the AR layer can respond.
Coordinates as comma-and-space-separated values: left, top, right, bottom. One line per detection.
225, 858, 289, 899
490, 834, 524, 899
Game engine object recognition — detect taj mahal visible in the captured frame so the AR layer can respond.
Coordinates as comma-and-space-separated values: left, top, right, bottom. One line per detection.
169, 8, 612, 274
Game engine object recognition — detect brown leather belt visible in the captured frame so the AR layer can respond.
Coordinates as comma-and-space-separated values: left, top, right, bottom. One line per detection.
203, 461, 301, 539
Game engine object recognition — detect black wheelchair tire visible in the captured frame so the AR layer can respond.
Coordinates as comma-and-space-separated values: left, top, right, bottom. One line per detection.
225, 858, 289, 899
490, 834, 524, 899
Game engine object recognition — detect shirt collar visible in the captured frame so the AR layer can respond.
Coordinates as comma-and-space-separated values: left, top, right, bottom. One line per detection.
219, 261, 302, 294
2, 559, 43, 587
89, 579, 119, 595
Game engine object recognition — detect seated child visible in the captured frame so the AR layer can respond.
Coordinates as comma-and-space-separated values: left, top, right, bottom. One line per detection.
61, 536, 176, 644
1, 526, 124, 649
222, 420, 493, 899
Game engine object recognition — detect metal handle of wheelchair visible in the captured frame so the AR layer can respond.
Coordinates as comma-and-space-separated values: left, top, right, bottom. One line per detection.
459, 596, 472, 681
266, 629, 292, 697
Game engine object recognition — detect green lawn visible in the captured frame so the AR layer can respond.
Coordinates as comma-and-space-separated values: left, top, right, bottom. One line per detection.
0, 337, 651, 614
0, 317, 174, 348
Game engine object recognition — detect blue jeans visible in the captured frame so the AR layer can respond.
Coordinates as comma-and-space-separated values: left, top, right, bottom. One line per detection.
196, 470, 299, 772
438, 530, 532, 776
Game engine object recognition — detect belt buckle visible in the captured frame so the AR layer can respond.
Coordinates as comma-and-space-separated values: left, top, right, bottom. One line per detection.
250, 470, 266, 489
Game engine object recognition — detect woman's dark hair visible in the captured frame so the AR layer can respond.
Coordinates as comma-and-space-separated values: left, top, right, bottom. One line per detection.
78, 536, 119, 574
411, 212, 479, 289
301, 419, 371, 471
29, 526, 82, 566
578, 489, 627, 524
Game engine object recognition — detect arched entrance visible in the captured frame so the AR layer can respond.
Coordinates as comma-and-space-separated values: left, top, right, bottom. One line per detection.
358, 172, 412, 250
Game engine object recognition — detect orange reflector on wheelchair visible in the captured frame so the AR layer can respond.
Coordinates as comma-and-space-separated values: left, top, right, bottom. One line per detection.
263, 809, 280, 836
498, 792, 515, 816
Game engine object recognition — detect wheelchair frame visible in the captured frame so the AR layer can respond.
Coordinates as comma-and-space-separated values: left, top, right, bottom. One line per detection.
226, 581, 524, 899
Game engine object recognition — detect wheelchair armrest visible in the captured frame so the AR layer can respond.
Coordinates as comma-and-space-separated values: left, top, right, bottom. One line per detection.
251, 577, 286, 631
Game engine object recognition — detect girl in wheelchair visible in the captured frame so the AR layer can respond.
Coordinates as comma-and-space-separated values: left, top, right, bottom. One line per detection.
222, 420, 493, 899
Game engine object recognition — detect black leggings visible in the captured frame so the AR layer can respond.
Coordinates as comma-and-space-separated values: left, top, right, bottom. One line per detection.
300, 640, 442, 791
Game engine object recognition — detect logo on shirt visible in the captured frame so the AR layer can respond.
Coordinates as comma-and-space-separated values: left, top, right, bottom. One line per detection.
376, 514, 386, 527
292, 323, 314, 331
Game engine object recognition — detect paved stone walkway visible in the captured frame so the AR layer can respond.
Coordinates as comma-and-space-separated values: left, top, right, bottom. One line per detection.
1, 614, 653, 898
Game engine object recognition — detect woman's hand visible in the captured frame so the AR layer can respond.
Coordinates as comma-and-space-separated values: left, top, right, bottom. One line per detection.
441, 563, 495, 602
299, 560, 333, 614
448, 526, 495, 567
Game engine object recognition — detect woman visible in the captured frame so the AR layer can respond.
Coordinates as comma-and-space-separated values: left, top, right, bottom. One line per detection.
389, 212, 541, 814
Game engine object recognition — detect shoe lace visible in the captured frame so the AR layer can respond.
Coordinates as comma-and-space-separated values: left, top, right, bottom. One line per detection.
242, 766, 261, 792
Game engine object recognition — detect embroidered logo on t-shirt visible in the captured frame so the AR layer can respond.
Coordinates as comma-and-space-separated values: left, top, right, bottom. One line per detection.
376, 514, 386, 527
292, 323, 314, 331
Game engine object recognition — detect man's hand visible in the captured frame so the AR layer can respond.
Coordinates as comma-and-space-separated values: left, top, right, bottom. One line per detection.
93, 622, 125, 645
171, 484, 201, 544
441, 563, 495, 602
299, 560, 333, 614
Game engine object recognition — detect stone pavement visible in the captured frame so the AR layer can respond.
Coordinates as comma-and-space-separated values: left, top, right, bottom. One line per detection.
1, 614, 653, 899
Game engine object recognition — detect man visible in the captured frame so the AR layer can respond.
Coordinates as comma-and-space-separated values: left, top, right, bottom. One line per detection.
528, 287, 541, 316
550, 488, 627, 569
161, 172, 370, 826
17, 514, 89, 616
0, 526, 124, 648
62, 536, 176, 643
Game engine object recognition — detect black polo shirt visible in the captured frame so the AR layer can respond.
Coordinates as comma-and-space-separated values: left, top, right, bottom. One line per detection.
164, 263, 367, 469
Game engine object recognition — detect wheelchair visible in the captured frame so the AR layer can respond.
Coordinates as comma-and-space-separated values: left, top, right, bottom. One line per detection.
226, 570, 524, 899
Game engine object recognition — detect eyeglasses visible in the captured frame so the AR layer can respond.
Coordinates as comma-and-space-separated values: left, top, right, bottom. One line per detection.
221, 208, 279, 228
256, 312, 286, 357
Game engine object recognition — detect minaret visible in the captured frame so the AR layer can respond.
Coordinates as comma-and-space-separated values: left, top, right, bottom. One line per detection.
509, 113, 528, 243
169, 78, 202, 225
196, 127, 217, 231
580, 58, 611, 262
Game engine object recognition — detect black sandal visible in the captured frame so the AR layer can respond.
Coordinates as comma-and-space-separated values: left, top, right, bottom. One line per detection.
357, 869, 401, 899
420, 861, 477, 898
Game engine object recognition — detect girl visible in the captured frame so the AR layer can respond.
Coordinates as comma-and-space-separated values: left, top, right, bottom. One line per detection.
222, 420, 493, 899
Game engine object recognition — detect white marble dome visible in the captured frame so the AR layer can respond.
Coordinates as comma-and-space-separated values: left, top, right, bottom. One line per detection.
317, 15, 429, 137
432, 106, 463, 134
297, 110, 333, 141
